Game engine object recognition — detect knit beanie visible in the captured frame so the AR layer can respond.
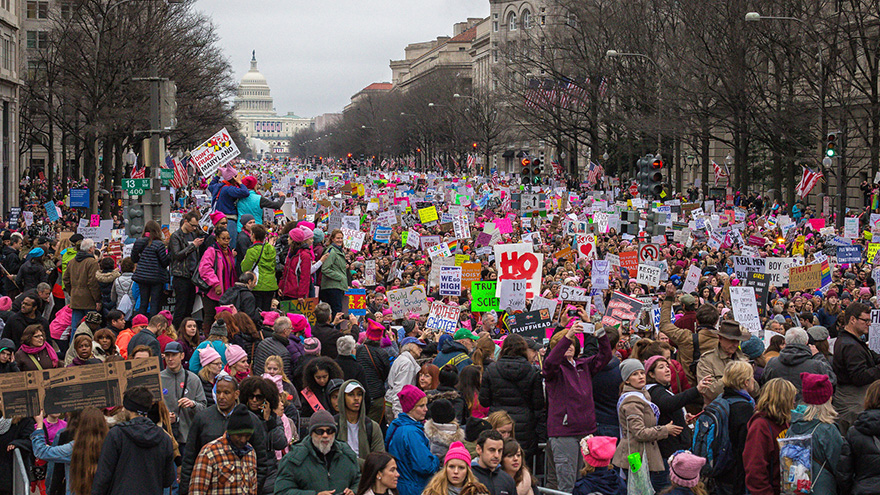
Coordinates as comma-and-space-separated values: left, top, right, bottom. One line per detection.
619, 358, 645, 383
801, 372, 833, 405
122, 387, 154, 415
210, 319, 228, 337
303, 337, 321, 355
240, 214, 255, 227
313, 229, 325, 243
132, 314, 149, 327
366, 319, 384, 341
669, 451, 706, 488
397, 384, 426, 413
428, 398, 456, 424
289, 228, 305, 243
300, 227, 314, 241
740, 336, 765, 360
225, 344, 248, 367
209, 211, 226, 226
309, 410, 337, 435
465, 417, 492, 442
242, 176, 258, 190
261, 311, 280, 327
289, 313, 311, 337
220, 164, 237, 181
199, 346, 222, 367
226, 404, 255, 435
579, 435, 617, 468
444, 441, 472, 466
0, 296, 10, 311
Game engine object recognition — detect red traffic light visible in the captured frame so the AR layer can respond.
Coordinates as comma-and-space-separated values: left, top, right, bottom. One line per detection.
521, 158, 531, 167
472, 142, 478, 149
651, 159, 663, 169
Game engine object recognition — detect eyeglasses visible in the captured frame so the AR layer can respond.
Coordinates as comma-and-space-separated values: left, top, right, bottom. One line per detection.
858, 317, 872, 323
313, 427, 336, 436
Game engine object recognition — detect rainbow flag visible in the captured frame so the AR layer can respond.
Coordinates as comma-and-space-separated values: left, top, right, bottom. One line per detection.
447, 239, 458, 251
274, 209, 284, 221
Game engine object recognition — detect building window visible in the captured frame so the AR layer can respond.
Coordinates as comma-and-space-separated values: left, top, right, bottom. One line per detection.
2, 38, 12, 70
522, 10, 531, 29
508, 13, 517, 31
27, 60, 46, 80
493, 21, 498, 32
567, 12, 578, 27
27, 1, 49, 19
493, 50, 498, 63
26, 31, 48, 49
61, 3, 73, 19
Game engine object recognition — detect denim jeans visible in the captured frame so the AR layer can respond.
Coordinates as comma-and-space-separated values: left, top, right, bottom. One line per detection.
70, 309, 87, 341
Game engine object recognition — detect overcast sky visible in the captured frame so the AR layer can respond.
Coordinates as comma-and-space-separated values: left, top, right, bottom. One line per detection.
195, 0, 489, 118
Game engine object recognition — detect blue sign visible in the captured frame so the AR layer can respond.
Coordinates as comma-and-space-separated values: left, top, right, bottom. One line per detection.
45, 201, 59, 222
837, 245, 863, 264
70, 189, 89, 208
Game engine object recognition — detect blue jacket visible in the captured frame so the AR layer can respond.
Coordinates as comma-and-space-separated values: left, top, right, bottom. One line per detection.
237, 191, 285, 231
432, 340, 472, 371
31, 428, 73, 495
188, 339, 228, 374
385, 413, 440, 495
573, 467, 625, 495
131, 237, 169, 284
208, 177, 249, 216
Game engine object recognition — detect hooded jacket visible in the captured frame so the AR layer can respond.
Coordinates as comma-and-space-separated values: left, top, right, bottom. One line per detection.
320, 243, 349, 292
432, 339, 473, 371
611, 385, 667, 472
385, 413, 441, 495
131, 237, 170, 284
788, 410, 843, 495
761, 343, 837, 392
280, 245, 312, 299
95, 270, 120, 310
542, 334, 611, 438
63, 250, 100, 310
236, 191, 284, 231
743, 411, 787, 495
218, 283, 260, 326
423, 418, 464, 459
197, 245, 237, 302
253, 333, 292, 378
91, 416, 176, 495
208, 177, 250, 216
159, 366, 207, 444
335, 379, 385, 466
572, 466, 625, 495
479, 355, 544, 455
242, 241, 279, 292
274, 436, 360, 495
356, 342, 390, 401
840, 408, 880, 494
16, 257, 47, 292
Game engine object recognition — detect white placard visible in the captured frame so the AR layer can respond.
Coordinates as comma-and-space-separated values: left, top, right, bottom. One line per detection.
591, 260, 610, 290
499, 279, 527, 312
730, 286, 761, 336
635, 264, 661, 287
439, 266, 462, 297
682, 265, 701, 293
531, 296, 558, 317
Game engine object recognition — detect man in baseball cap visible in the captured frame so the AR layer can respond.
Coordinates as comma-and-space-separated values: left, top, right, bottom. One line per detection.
433, 327, 478, 371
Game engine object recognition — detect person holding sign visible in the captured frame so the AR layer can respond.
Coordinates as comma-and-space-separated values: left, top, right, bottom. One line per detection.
542, 317, 611, 492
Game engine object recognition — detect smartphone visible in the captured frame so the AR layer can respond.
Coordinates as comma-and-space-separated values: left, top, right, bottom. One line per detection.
582, 323, 595, 335
568, 309, 579, 317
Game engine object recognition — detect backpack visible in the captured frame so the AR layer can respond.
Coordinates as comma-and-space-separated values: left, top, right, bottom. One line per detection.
691, 394, 748, 477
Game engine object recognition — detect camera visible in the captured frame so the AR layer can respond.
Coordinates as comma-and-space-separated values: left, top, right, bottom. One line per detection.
568, 308, 579, 317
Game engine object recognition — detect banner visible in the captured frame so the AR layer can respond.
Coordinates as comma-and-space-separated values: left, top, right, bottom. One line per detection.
387, 286, 429, 319
504, 309, 555, 339
472, 281, 500, 312
837, 245, 863, 264
788, 264, 823, 292
279, 298, 319, 325
425, 301, 461, 333
636, 264, 661, 287
191, 127, 241, 177
494, 243, 543, 300
602, 291, 644, 327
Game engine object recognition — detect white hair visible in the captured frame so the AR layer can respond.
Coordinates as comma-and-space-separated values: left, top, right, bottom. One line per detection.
80, 239, 95, 252
337, 335, 356, 356
273, 316, 292, 333
785, 327, 808, 346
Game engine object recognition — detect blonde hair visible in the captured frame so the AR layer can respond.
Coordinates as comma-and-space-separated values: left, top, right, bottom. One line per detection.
756, 378, 797, 425
487, 410, 515, 437
422, 459, 479, 495
265, 355, 292, 383
722, 361, 753, 390
802, 401, 838, 424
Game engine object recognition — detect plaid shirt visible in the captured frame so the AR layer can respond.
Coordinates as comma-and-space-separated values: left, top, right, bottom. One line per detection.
190, 434, 258, 495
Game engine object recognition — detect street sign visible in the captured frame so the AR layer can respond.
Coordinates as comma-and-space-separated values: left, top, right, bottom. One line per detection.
159, 168, 173, 186
123, 178, 151, 196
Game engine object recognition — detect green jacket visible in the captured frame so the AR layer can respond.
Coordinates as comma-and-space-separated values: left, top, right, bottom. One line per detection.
335, 379, 385, 467
61, 247, 77, 291
241, 241, 278, 292
274, 437, 360, 495
788, 410, 844, 495
320, 244, 348, 292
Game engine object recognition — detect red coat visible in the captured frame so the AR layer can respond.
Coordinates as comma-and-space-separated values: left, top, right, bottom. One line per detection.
743, 411, 787, 495
280, 247, 313, 299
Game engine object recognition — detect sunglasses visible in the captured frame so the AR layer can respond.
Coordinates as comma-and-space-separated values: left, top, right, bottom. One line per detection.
251, 394, 264, 400
313, 427, 336, 436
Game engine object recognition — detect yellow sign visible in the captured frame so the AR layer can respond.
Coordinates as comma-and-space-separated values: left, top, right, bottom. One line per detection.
792, 235, 805, 256
868, 243, 880, 263
418, 206, 439, 224
454, 254, 470, 266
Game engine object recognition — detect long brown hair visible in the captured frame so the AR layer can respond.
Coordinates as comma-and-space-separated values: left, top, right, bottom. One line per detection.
756, 378, 797, 425
142, 220, 163, 244
69, 407, 109, 495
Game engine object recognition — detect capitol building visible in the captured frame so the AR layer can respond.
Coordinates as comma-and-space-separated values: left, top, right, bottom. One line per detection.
233, 52, 313, 158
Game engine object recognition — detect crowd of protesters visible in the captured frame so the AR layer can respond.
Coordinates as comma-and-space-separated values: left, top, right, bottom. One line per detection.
1, 158, 880, 495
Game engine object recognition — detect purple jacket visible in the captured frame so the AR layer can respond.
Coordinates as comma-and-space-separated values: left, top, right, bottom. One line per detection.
208, 177, 249, 215
542, 334, 612, 438
286, 337, 306, 370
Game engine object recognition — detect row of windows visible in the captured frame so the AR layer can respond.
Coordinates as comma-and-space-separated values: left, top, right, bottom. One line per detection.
493, 7, 545, 33
27, 1, 48, 19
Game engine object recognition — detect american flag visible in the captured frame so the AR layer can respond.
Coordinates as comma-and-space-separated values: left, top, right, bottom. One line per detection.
491, 170, 499, 188
712, 160, 729, 186
380, 159, 388, 168
433, 157, 442, 169
170, 156, 188, 189
587, 161, 604, 187
131, 164, 145, 179
550, 159, 564, 178
466, 154, 476, 170
598, 77, 608, 98
796, 167, 823, 197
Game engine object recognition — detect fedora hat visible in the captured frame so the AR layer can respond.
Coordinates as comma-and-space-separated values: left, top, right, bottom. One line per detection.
714, 320, 750, 341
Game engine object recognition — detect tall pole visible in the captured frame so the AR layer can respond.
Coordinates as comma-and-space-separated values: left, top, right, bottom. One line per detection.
837, 120, 847, 228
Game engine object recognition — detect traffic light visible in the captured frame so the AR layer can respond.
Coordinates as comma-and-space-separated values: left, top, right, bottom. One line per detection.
472, 142, 478, 150
636, 154, 664, 199
532, 158, 543, 183
521, 157, 532, 185
123, 205, 144, 238
826, 132, 837, 157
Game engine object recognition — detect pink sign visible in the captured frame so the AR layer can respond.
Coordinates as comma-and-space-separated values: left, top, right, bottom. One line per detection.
90, 214, 100, 227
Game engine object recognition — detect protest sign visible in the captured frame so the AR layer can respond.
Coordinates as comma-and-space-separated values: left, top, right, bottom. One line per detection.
636, 264, 661, 287
460, 263, 481, 289
559, 285, 590, 302
279, 298, 319, 325
730, 286, 761, 336
732, 256, 766, 280
499, 279, 528, 312
870, 310, 880, 354
0, 358, 160, 417
789, 264, 823, 292
602, 292, 644, 327
342, 229, 365, 251
766, 257, 801, 285
406, 229, 420, 249
191, 128, 240, 177
591, 260, 610, 290
77, 218, 113, 242
427, 242, 452, 258
845, 217, 860, 239
554, 247, 575, 263
577, 234, 595, 260
869, 243, 880, 263
453, 213, 470, 240
421, 236, 442, 251
439, 266, 462, 296
418, 206, 439, 224
373, 226, 391, 244
744, 271, 770, 316
387, 286, 429, 319
45, 201, 60, 222
342, 215, 360, 230
494, 243, 543, 300
837, 245, 863, 264
429, 256, 456, 287
682, 265, 702, 293
376, 210, 397, 226
471, 281, 500, 312
531, 296, 558, 318
504, 309, 555, 339
69, 189, 89, 208
346, 288, 367, 316
425, 302, 461, 333
619, 251, 638, 278
364, 260, 376, 286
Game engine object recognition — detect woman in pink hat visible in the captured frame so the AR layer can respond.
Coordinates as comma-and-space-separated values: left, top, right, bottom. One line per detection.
572, 435, 623, 495
422, 441, 478, 495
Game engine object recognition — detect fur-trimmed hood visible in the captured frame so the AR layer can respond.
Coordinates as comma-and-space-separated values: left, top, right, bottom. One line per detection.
424, 419, 464, 444
96, 270, 121, 284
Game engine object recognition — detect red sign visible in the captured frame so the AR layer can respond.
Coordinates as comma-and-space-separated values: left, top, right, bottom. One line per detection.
619, 251, 638, 278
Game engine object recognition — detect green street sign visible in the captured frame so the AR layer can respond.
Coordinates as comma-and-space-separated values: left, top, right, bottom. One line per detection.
159, 168, 174, 186
123, 178, 151, 195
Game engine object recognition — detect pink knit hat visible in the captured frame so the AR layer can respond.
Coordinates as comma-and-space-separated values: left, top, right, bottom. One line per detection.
0, 296, 11, 311
303, 337, 321, 355
643, 355, 668, 375
158, 310, 172, 323
261, 311, 280, 327
288, 313, 311, 337
199, 347, 222, 367
669, 451, 706, 488
580, 435, 617, 468
801, 372, 833, 405
299, 226, 314, 241
366, 319, 384, 341
225, 344, 248, 367
209, 211, 226, 226
397, 384, 426, 413
220, 164, 237, 181
132, 314, 149, 327
242, 176, 258, 190
444, 441, 472, 465
289, 228, 305, 243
